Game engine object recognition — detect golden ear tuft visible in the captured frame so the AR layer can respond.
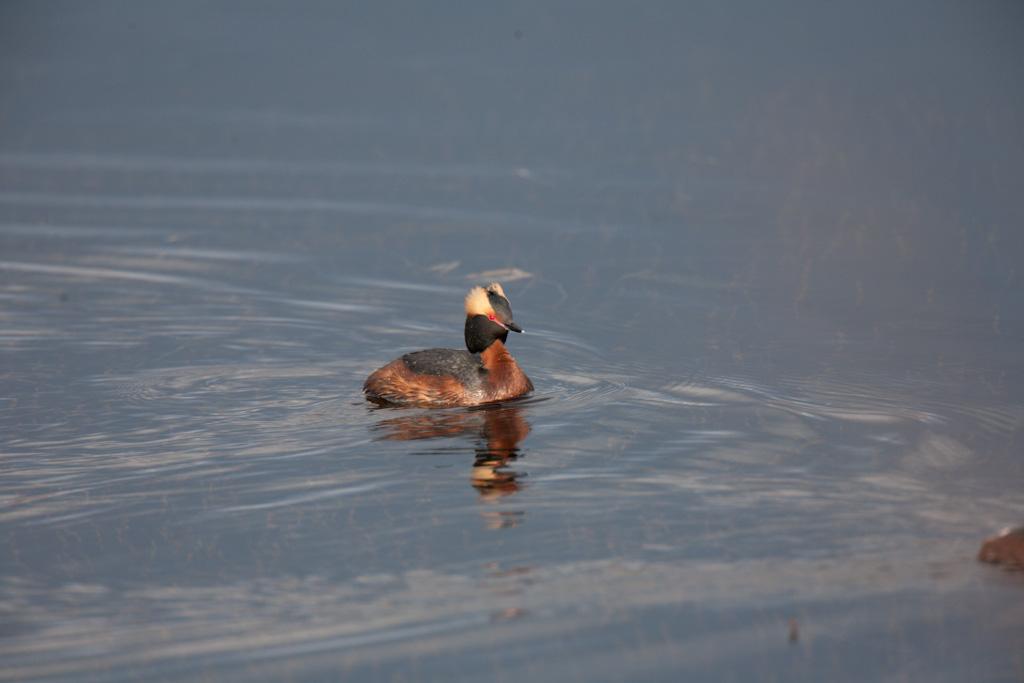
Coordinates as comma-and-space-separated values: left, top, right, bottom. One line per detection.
464, 286, 492, 316
485, 282, 506, 298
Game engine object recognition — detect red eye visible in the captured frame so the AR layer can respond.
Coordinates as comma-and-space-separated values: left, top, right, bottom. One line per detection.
487, 313, 496, 321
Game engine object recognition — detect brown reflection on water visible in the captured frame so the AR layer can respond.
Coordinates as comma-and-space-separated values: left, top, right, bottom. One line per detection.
372, 405, 530, 525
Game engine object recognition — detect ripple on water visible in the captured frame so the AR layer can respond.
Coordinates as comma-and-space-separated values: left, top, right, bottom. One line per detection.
0, 259, 262, 294
0, 540, 991, 682
0, 359, 381, 526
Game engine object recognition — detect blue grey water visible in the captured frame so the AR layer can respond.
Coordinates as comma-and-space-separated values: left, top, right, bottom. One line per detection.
1, 2, 1023, 681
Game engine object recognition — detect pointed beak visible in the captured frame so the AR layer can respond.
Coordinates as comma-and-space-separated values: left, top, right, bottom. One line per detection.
506, 321, 523, 333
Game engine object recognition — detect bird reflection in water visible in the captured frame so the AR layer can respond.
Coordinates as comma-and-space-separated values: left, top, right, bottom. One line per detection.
371, 404, 530, 529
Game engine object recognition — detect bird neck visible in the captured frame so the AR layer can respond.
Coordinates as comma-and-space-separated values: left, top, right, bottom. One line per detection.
464, 314, 508, 353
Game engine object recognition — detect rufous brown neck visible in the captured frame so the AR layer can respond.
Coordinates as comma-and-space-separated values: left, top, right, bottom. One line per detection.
480, 340, 533, 401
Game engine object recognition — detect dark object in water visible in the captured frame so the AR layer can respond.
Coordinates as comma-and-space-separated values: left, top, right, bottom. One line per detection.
977, 527, 1024, 569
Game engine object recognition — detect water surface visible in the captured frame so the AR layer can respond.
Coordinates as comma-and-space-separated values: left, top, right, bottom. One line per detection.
2, 2, 1023, 681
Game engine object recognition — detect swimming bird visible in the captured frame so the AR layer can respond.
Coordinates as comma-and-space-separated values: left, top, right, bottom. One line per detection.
363, 282, 533, 407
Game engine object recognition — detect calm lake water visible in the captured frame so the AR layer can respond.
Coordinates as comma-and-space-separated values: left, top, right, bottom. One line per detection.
2, 2, 1023, 681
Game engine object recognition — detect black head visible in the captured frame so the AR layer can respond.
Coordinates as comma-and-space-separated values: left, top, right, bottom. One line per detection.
463, 283, 523, 353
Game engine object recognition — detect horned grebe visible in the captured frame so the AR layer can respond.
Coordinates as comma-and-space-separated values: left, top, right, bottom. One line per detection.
363, 282, 533, 407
